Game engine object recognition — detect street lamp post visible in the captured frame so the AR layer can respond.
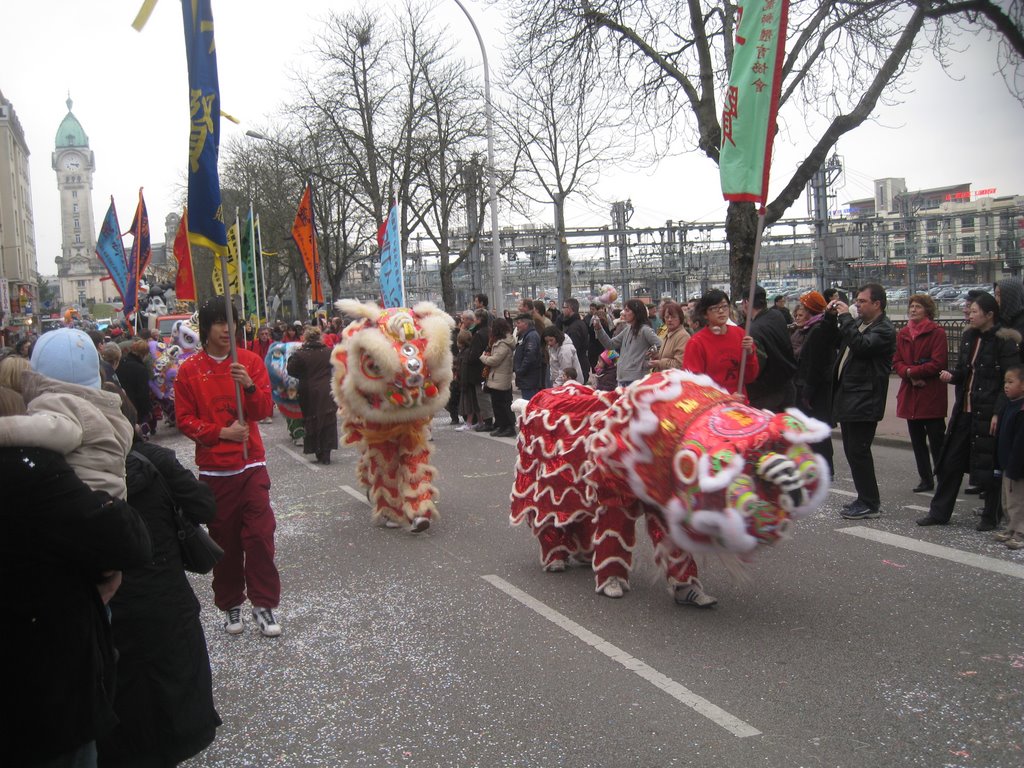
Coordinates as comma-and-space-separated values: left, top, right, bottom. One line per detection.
452, 0, 504, 314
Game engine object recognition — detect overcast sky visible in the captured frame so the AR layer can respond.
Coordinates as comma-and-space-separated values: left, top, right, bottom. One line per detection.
3, 0, 1022, 277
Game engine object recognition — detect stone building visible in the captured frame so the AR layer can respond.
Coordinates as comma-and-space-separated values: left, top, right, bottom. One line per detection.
0, 89, 38, 329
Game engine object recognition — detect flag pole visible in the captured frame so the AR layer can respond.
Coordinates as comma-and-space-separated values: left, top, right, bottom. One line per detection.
736, 208, 766, 395
219, 249, 247, 460
248, 202, 262, 324
256, 214, 270, 324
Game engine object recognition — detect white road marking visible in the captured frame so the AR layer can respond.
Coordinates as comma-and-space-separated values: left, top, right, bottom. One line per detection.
838, 526, 1024, 581
829, 488, 857, 498
340, 484, 371, 506
277, 443, 321, 470
481, 574, 762, 738
905, 505, 930, 512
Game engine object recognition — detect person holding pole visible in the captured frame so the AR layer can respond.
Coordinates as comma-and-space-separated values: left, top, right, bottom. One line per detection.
174, 297, 282, 637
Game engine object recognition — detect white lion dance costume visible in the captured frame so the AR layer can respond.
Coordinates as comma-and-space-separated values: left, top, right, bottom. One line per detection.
331, 300, 454, 532
511, 371, 831, 606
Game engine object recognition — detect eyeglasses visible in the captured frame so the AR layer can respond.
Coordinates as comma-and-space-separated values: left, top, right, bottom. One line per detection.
708, 303, 731, 313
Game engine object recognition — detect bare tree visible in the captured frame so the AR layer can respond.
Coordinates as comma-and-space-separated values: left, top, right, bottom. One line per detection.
498, 49, 634, 304
495, 0, 1023, 295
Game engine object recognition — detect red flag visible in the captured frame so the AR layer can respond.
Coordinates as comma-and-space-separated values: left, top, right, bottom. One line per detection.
291, 182, 324, 304
173, 208, 197, 301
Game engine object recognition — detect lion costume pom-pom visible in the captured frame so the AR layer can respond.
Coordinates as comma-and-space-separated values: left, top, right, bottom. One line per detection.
331, 299, 454, 532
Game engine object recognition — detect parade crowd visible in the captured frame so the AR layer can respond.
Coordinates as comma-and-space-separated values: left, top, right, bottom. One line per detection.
2, 275, 1024, 766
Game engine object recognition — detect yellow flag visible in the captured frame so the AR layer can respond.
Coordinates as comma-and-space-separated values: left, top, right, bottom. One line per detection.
212, 219, 242, 296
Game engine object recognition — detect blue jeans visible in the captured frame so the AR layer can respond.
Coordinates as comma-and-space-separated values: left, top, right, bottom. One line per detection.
520, 388, 540, 401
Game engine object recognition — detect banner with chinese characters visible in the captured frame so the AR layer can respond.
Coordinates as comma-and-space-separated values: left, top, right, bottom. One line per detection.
182, 0, 227, 255
719, 0, 789, 204
212, 217, 242, 297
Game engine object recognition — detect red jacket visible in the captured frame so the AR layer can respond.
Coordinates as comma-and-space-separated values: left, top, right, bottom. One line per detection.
893, 319, 948, 420
248, 336, 272, 361
683, 325, 759, 396
174, 347, 274, 472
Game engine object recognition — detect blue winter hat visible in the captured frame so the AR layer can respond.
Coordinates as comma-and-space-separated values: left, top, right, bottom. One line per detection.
30, 328, 102, 389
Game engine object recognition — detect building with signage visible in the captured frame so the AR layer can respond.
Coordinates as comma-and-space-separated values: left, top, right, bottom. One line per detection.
52, 97, 121, 309
0, 89, 39, 332
828, 178, 1023, 287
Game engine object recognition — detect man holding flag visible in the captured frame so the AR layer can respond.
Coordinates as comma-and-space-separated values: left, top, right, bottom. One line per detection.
175, 0, 283, 638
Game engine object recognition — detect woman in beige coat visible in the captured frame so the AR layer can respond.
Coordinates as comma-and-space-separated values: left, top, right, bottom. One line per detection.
480, 318, 517, 438
651, 302, 690, 371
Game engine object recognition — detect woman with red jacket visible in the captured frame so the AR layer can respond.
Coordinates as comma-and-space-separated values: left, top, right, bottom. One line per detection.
893, 294, 948, 492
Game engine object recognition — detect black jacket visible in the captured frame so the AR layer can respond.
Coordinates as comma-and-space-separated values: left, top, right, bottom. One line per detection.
116, 353, 152, 419
2, 447, 151, 767
98, 441, 221, 766
561, 313, 591, 380
747, 308, 798, 407
514, 327, 545, 390
794, 315, 839, 425
832, 312, 896, 422
939, 325, 1021, 487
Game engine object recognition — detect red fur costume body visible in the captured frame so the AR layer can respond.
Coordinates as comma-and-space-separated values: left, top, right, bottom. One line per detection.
511, 371, 832, 598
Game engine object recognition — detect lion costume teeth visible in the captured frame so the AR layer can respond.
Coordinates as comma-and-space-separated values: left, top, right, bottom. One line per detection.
332, 300, 454, 529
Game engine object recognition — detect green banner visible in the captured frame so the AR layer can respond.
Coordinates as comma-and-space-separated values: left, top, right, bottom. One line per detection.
719, 0, 789, 204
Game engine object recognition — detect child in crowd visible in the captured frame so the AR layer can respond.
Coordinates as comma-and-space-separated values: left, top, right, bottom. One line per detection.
590, 349, 618, 392
995, 364, 1024, 549
0, 328, 133, 500
563, 367, 577, 383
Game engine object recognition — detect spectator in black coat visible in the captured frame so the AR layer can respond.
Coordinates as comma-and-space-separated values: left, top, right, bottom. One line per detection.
743, 285, 798, 411
829, 284, 896, 519
513, 313, 545, 400
98, 436, 221, 767
2, 441, 152, 768
560, 298, 591, 383
116, 338, 153, 434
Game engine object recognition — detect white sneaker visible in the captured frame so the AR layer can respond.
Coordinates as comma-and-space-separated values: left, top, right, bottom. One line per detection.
545, 559, 567, 572
455, 424, 471, 432
674, 583, 718, 608
411, 516, 430, 533
600, 577, 624, 598
223, 606, 244, 635
383, 519, 402, 529
252, 607, 282, 637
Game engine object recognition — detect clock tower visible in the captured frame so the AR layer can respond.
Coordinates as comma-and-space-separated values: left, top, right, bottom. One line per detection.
51, 96, 114, 308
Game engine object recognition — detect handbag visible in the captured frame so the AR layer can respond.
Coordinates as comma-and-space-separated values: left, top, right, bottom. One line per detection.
129, 450, 223, 574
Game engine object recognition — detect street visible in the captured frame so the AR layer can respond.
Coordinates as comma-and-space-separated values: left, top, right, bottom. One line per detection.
159, 410, 1023, 768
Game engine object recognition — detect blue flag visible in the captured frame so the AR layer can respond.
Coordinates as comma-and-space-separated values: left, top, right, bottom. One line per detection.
378, 202, 404, 308
182, 0, 226, 255
95, 197, 129, 305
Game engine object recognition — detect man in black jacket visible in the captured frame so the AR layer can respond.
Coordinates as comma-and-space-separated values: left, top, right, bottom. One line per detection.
743, 285, 797, 411
829, 283, 896, 519
560, 298, 591, 383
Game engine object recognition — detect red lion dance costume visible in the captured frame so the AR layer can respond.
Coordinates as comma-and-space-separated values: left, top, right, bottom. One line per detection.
331, 300, 454, 533
511, 371, 831, 606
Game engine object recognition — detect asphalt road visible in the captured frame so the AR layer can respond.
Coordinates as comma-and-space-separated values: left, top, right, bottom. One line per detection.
157, 411, 1024, 768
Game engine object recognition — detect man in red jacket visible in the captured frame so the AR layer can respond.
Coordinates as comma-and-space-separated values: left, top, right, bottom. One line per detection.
175, 298, 282, 637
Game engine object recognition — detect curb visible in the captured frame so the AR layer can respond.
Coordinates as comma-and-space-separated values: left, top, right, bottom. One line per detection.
830, 429, 911, 451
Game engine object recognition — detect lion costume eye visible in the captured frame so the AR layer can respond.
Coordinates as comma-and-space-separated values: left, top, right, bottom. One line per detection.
360, 353, 384, 380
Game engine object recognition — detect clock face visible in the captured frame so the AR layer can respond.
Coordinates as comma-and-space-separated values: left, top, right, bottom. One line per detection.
63, 154, 81, 170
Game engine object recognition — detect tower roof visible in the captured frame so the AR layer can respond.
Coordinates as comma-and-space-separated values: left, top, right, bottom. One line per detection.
55, 96, 88, 149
